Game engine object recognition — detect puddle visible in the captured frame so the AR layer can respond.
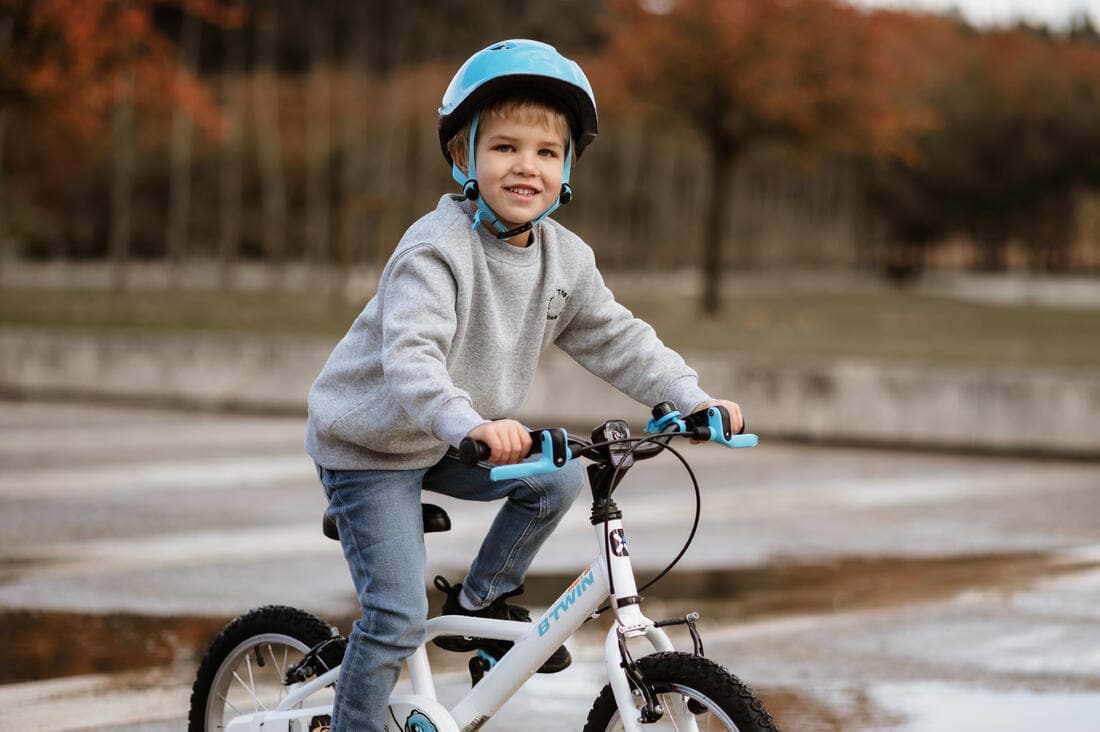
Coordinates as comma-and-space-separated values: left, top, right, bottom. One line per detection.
753, 683, 1100, 732
868, 682, 1100, 731
525, 551, 1090, 623
753, 687, 891, 732
0, 557, 53, 581
0, 609, 227, 684
1, 552, 1092, 686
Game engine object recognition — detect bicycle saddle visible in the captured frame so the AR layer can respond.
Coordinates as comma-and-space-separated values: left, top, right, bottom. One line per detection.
322, 503, 452, 541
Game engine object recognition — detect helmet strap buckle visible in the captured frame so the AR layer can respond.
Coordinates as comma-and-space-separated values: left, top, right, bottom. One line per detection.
559, 183, 573, 205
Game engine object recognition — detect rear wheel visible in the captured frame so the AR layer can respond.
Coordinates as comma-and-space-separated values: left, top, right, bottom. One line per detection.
583, 652, 779, 732
188, 605, 338, 732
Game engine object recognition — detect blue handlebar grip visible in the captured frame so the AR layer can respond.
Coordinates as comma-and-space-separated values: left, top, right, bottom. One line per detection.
705, 408, 758, 448
488, 463, 541, 481
719, 433, 758, 448
489, 429, 572, 481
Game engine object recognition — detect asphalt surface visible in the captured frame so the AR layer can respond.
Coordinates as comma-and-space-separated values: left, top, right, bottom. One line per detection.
3, 401, 1100, 730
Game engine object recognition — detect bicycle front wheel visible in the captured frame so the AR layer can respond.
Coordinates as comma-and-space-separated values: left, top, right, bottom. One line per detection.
188, 605, 338, 732
583, 652, 779, 732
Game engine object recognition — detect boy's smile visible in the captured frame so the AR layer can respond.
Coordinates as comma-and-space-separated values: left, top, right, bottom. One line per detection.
473, 115, 567, 246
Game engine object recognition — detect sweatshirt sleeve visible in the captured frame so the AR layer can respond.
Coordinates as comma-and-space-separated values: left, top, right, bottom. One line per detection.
380, 244, 489, 447
554, 264, 711, 414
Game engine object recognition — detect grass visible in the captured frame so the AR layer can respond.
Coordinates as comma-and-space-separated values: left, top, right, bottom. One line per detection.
2, 278, 1099, 372
622, 289, 1100, 371
0, 287, 358, 337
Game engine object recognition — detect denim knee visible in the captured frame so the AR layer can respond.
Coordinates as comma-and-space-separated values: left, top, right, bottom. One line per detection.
358, 594, 427, 655
352, 558, 429, 654
540, 460, 585, 517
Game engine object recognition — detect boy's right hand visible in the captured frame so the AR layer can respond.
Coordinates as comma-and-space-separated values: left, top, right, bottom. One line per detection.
467, 420, 533, 465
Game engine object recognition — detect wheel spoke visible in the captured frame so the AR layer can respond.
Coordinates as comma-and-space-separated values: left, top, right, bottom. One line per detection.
246, 654, 257, 711
667, 693, 685, 731
660, 691, 696, 732
227, 642, 297, 716
232, 667, 269, 712
668, 698, 683, 731
250, 653, 271, 712
265, 643, 290, 703
269, 642, 288, 678
217, 691, 244, 717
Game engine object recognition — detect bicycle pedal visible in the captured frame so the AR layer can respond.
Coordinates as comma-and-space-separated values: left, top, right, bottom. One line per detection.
308, 714, 332, 732
285, 636, 347, 684
468, 649, 497, 685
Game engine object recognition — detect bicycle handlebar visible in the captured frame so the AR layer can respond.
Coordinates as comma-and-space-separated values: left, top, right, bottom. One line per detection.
458, 404, 757, 481
458, 428, 572, 481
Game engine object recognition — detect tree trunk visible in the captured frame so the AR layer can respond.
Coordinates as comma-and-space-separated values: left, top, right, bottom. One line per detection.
166, 12, 200, 281
374, 8, 415, 265
0, 109, 6, 266
336, 5, 370, 301
109, 71, 135, 290
218, 22, 245, 291
701, 136, 737, 316
254, 11, 287, 288
0, 15, 10, 269
305, 14, 332, 291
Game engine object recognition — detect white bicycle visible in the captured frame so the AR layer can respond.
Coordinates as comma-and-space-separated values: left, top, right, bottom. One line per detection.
187, 402, 778, 731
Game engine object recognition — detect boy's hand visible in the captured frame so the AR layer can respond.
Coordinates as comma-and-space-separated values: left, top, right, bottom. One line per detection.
468, 419, 533, 465
690, 399, 745, 440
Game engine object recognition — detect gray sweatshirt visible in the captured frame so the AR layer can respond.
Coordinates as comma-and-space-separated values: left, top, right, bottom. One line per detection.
305, 194, 710, 470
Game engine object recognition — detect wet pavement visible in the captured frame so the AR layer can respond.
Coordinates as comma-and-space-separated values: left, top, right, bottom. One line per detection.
2, 400, 1100, 730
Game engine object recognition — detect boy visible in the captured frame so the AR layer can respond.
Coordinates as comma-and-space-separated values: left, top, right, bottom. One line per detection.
305, 39, 743, 731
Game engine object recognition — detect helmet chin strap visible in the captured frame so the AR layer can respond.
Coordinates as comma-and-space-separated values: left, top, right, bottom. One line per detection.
452, 111, 575, 241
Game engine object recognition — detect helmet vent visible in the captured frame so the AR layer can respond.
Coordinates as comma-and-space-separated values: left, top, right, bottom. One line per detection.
489, 42, 514, 51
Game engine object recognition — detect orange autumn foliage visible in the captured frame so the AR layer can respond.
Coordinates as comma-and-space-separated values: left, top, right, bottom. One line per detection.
600, 0, 946, 311
862, 18, 1100, 268
1, 0, 243, 203
601, 0, 937, 162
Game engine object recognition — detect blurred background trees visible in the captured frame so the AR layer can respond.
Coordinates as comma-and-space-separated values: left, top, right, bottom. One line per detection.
602, 0, 937, 313
2, 0, 1100, 310
862, 18, 1100, 278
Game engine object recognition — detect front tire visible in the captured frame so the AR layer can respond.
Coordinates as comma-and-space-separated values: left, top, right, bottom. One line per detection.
583, 652, 779, 732
188, 605, 338, 732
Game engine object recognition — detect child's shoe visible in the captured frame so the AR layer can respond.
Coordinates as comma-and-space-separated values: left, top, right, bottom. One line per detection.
431, 576, 572, 673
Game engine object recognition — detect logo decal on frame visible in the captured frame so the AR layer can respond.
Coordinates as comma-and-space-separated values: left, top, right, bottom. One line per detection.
610, 528, 629, 557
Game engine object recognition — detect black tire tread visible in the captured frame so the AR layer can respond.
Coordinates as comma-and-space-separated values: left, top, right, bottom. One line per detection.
582, 651, 779, 732
187, 605, 337, 732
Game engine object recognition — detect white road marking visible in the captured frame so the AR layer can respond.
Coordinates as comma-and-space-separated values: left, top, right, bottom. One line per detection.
0, 454, 315, 499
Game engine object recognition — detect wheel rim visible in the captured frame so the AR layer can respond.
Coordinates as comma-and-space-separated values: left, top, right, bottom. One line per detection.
607, 684, 741, 731
205, 632, 314, 730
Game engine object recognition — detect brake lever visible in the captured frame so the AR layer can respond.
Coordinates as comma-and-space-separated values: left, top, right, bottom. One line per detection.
685, 406, 758, 448
481, 428, 572, 481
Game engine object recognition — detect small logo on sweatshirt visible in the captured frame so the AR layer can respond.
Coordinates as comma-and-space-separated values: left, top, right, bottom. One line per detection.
547, 289, 569, 320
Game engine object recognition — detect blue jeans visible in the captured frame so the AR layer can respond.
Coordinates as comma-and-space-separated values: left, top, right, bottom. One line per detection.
318, 452, 584, 732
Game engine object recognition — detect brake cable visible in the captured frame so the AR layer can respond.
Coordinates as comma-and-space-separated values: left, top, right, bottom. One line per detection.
585, 432, 703, 619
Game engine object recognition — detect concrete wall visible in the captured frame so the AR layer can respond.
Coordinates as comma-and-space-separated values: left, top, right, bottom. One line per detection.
2, 326, 1098, 456
531, 350, 1100, 455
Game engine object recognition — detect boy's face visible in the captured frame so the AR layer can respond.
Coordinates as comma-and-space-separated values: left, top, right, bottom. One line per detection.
473, 114, 567, 243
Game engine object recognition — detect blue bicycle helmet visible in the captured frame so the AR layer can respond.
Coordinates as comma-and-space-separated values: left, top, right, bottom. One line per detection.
438, 39, 599, 239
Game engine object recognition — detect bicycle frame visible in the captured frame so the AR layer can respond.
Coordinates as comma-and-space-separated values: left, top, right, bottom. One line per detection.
221, 408, 755, 732
225, 514, 694, 732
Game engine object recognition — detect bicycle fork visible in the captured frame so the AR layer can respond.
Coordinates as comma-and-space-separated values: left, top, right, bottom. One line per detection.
598, 514, 704, 732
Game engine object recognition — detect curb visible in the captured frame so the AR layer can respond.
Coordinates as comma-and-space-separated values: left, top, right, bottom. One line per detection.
2, 326, 1098, 457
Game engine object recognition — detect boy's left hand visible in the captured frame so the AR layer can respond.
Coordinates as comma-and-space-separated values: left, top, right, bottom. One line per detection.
690, 399, 745, 439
